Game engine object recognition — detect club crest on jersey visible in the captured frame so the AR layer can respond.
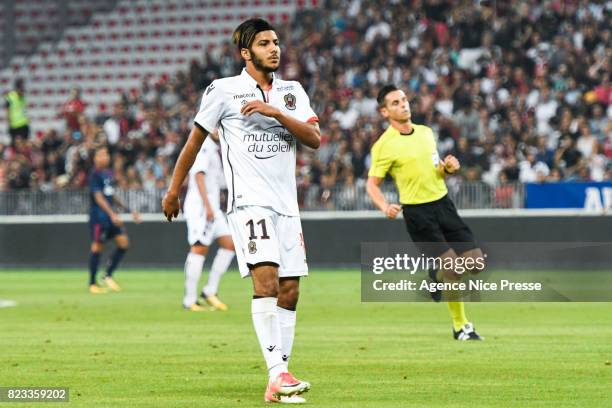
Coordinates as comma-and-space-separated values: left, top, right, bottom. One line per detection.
284, 93, 296, 110
248, 240, 257, 254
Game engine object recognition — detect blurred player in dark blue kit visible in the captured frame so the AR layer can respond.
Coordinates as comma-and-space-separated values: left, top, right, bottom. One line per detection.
88, 146, 141, 294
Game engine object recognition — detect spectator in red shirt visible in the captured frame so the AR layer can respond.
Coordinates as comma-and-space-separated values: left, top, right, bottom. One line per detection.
593, 75, 611, 106
61, 87, 86, 132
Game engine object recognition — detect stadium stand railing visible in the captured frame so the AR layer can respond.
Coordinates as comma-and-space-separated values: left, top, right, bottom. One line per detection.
0, 182, 524, 216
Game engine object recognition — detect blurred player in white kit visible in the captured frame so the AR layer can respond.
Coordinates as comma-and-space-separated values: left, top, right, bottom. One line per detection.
182, 133, 235, 312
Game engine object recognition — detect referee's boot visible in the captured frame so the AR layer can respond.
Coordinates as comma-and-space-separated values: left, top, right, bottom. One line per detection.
453, 322, 484, 341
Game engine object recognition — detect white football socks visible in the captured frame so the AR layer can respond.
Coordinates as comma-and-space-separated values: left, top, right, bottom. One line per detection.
202, 248, 235, 297
251, 297, 287, 378
277, 306, 297, 365
183, 252, 205, 307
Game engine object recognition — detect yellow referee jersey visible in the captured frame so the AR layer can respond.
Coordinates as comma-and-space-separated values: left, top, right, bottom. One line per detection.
368, 124, 447, 205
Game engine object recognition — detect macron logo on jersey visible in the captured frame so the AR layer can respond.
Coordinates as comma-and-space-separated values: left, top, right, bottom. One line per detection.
276, 84, 294, 91
233, 92, 256, 100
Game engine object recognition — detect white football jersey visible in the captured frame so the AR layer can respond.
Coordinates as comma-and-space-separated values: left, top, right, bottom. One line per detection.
183, 137, 224, 218
193, 68, 318, 216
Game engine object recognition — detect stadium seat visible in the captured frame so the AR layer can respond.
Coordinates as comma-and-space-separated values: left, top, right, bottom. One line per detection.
0, 0, 308, 142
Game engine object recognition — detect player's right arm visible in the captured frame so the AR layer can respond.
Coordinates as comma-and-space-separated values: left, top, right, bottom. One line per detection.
163, 81, 224, 222
93, 192, 122, 226
194, 172, 214, 221
162, 125, 207, 221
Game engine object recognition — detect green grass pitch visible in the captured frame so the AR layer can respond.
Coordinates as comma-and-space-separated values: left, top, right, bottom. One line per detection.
1, 270, 611, 407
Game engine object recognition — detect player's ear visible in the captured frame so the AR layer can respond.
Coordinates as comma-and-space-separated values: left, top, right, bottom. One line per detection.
240, 48, 251, 61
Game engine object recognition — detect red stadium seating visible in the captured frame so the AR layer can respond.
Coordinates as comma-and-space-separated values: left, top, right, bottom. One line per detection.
0, 0, 309, 141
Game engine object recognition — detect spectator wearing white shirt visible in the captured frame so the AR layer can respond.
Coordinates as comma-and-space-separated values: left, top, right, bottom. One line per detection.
349, 88, 378, 118
519, 151, 550, 183
534, 86, 559, 136
576, 124, 598, 159
103, 104, 124, 146
331, 97, 359, 130
365, 12, 390, 43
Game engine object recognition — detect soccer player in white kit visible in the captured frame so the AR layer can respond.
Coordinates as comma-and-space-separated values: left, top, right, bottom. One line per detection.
182, 135, 235, 312
162, 18, 320, 404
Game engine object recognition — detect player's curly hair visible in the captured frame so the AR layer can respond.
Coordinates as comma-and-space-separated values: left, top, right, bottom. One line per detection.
232, 18, 275, 50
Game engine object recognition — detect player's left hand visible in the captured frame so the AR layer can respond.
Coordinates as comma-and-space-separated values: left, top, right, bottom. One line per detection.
205, 206, 214, 222
241, 100, 280, 118
132, 210, 142, 224
443, 155, 460, 174
162, 192, 180, 222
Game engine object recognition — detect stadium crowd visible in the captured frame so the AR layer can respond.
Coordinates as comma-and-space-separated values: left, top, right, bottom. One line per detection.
1, 0, 611, 210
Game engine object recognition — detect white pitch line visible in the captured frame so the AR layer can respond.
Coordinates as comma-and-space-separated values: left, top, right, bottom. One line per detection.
0, 300, 17, 308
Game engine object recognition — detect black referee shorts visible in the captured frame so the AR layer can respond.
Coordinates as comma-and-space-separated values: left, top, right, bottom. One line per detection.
9, 125, 29, 145
402, 195, 478, 258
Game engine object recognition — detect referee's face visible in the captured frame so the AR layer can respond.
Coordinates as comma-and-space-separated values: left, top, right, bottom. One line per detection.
382, 90, 411, 122
246, 30, 281, 73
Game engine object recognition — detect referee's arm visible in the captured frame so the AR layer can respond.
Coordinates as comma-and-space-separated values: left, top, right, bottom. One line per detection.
366, 176, 402, 219
438, 154, 461, 177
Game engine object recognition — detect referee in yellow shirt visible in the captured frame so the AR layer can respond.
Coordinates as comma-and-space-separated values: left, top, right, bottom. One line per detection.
366, 84, 484, 341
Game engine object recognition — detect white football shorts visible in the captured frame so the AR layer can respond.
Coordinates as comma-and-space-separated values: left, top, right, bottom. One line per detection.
227, 206, 308, 278
186, 213, 231, 246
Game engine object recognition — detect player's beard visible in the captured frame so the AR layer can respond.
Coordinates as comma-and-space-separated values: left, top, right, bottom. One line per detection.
250, 49, 279, 74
